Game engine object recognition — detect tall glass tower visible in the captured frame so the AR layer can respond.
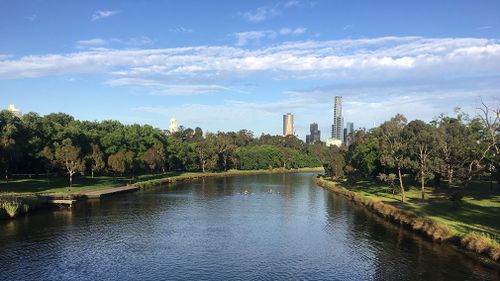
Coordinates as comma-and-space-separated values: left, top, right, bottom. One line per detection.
331, 96, 344, 142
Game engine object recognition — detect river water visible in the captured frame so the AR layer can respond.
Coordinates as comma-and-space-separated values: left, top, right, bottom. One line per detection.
0, 172, 498, 280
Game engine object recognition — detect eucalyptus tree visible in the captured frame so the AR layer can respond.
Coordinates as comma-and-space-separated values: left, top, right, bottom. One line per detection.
434, 113, 478, 187
470, 101, 499, 186
376, 114, 410, 202
87, 143, 105, 177
404, 120, 438, 200
55, 141, 85, 189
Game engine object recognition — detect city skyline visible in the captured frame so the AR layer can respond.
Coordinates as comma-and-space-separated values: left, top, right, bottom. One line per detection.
1, 1, 500, 138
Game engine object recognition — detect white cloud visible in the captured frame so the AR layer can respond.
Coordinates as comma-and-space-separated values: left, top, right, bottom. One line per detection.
477, 26, 493, 30
169, 27, 194, 33
1, 36, 500, 90
240, 0, 301, 22
234, 27, 306, 46
24, 15, 37, 22
106, 78, 230, 95
75, 38, 108, 49
343, 24, 353, 31
91, 10, 119, 21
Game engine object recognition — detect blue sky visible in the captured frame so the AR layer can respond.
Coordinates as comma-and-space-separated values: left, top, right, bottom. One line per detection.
1, 0, 500, 139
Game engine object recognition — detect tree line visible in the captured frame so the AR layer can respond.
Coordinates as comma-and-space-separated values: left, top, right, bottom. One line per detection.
324, 104, 499, 202
0, 111, 329, 187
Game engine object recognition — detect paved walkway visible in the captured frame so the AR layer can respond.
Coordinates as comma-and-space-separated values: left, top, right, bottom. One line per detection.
82, 185, 139, 198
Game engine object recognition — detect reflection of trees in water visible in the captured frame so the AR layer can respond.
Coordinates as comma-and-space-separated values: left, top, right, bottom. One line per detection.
324, 190, 498, 280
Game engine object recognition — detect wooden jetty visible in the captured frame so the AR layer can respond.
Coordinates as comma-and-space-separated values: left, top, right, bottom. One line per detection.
47, 199, 77, 207
82, 185, 140, 199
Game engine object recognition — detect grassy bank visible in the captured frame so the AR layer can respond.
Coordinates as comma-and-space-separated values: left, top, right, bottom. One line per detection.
315, 176, 500, 263
0, 172, 183, 195
0, 196, 47, 219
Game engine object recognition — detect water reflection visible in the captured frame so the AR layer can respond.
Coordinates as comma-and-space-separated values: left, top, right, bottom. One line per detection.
0, 172, 498, 281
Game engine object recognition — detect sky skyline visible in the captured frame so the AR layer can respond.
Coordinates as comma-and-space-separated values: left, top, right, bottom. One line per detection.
1, 0, 500, 138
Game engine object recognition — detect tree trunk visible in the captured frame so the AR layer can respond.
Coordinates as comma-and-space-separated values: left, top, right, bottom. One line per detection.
447, 166, 454, 187
421, 170, 425, 201
69, 173, 73, 190
398, 166, 405, 202
91, 168, 94, 178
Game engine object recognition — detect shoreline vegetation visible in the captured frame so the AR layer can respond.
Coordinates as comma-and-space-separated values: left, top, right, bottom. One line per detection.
315, 176, 500, 265
0, 167, 323, 220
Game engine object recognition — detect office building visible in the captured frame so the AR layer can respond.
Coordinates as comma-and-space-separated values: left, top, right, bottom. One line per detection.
283, 113, 294, 136
306, 122, 321, 144
343, 122, 354, 145
331, 96, 343, 142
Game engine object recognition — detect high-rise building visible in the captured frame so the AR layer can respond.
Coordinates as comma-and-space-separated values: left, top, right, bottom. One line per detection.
306, 122, 321, 144
7, 104, 22, 118
343, 122, 354, 145
331, 96, 343, 142
283, 113, 294, 136
170, 117, 178, 133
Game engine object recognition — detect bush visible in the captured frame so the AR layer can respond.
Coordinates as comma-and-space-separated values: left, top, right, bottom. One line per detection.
449, 191, 463, 207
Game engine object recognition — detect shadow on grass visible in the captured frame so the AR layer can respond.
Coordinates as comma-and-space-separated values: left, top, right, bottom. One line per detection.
0, 172, 183, 194
415, 199, 500, 237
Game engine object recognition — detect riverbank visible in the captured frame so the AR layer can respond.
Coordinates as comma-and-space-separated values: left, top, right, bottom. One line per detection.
315, 176, 500, 265
0, 167, 323, 219
134, 167, 324, 189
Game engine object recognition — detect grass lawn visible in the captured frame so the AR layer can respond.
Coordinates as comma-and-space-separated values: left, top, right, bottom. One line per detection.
341, 180, 500, 239
0, 172, 180, 195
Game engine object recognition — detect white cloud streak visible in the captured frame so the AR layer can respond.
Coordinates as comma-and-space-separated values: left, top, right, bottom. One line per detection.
91, 10, 119, 21
233, 27, 306, 46
240, 0, 301, 22
2, 37, 500, 82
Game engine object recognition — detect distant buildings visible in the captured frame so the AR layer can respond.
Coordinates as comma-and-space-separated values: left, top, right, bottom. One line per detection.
306, 123, 321, 144
331, 96, 343, 142
283, 113, 294, 136
169, 117, 178, 133
343, 122, 354, 145
7, 104, 22, 117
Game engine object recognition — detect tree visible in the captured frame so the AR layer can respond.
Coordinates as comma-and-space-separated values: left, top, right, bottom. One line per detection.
323, 146, 345, 179
142, 140, 166, 173
108, 151, 134, 176
435, 113, 478, 187
87, 143, 105, 178
194, 133, 218, 172
404, 120, 438, 200
55, 142, 84, 189
470, 101, 499, 187
376, 114, 410, 202
38, 146, 55, 184
0, 111, 24, 181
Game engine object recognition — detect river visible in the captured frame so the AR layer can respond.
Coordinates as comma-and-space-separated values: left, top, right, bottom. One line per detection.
0, 172, 498, 280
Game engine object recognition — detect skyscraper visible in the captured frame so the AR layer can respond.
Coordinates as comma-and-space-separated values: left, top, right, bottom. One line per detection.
343, 122, 354, 145
283, 113, 294, 136
331, 96, 343, 141
306, 122, 321, 144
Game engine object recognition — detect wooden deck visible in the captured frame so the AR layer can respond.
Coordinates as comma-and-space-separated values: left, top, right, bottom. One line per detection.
82, 185, 140, 199
48, 199, 77, 206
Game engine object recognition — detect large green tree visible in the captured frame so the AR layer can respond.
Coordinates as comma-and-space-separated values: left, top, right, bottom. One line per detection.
376, 114, 410, 202
55, 141, 84, 188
